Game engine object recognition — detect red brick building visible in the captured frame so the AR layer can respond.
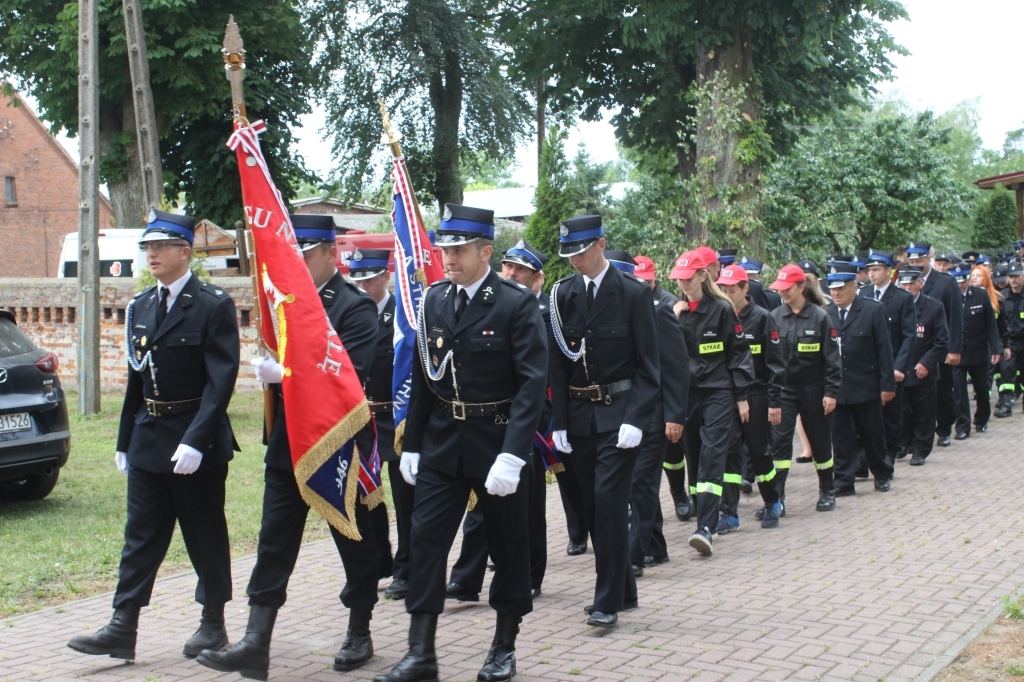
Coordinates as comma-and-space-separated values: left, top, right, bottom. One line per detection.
0, 88, 115, 277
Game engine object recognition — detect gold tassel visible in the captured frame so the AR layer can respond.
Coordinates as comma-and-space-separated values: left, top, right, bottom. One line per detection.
467, 490, 478, 512
548, 463, 565, 475
361, 486, 386, 510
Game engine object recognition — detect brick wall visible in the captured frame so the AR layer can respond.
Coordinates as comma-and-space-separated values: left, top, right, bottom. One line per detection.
0, 277, 263, 393
0, 91, 116, 277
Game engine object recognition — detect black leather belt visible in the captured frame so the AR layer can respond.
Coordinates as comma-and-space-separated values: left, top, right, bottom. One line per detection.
569, 379, 633, 404
369, 401, 393, 414
435, 397, 513, 422
145, 398, 202, 417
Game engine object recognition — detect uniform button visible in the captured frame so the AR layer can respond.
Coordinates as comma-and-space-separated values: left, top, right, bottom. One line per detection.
454, 340, 460, 346
587, 329, 592, 335
153, 345, 159, 350
457, 363, 462, 368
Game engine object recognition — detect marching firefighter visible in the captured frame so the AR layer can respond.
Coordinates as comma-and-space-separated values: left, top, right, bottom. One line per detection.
951, 264, 1001, 437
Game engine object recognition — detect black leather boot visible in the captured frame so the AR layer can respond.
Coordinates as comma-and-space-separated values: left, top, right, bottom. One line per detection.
373, 613, 439, 682
67, 601, 139, 660
816, 468, 836, 512
196, 605, 277, 681
183, 603, 229, 658
665, 468, 691, 521
477, 613, 520, 681
334, 606, 374, 671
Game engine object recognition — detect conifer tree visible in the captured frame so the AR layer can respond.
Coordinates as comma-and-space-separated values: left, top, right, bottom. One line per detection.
971, 186, 1019, 252
526, 127, 577, 287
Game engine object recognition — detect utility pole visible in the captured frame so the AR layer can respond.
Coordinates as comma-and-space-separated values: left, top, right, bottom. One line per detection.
77, 0, 100, 414
536, 78, 545, 178
123, 0, 163, 211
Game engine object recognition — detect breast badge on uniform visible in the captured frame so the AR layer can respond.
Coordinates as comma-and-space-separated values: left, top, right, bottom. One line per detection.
436, 337, 444, 349
770, 330, 780, 344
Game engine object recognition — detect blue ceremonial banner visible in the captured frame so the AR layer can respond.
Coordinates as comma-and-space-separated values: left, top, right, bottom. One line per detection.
390, 156, 444, 452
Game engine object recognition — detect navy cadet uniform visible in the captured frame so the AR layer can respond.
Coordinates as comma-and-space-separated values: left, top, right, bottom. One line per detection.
376, 205, 547, 682
447, 239, 556, 600
858, 251, 916, 461
950, 264, 1001, 437
766, 264, 843, 512
825, 263, 896, 495
907, 242, 963, 444
197, 215, 380, 679
604, 252, 688, 574
897, 267, 950, 466
995, 261, 1024, 416
68, 210, 240, 662
549, 216, 660, 627
347, 249, 409, 596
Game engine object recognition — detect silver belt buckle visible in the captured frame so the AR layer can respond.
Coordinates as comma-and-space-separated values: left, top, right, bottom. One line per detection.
146, 400, 159, 417
453, 401, 467, 421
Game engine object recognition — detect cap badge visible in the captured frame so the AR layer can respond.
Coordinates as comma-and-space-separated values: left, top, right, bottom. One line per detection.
740, 256, 748, 263
830, 267, 837, 275
353, 249, 363, 261
559, 225, 569, 237
514, 239, 526, 250
442, 206, 452, 222
779, 271, 787, 280
147, 208, 157, 224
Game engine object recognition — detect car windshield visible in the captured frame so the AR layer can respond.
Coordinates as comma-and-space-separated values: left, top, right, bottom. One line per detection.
0, 317, 37, 358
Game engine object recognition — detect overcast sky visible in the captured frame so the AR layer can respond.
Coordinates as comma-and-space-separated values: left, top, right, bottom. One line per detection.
45, 0, 1024, 187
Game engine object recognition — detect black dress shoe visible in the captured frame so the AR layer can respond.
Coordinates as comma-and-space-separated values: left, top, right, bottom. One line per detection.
67, 602, 139, 661
937, 436, 951, 447
530, 587, 541, 599
566, 541, 587, 556
675, 499, 692, 521
445, 582, 480, 602
834, 486, 856, 498
384, 579, 409, 599
584, 600, 637, 615
955, 431, 969, 441
183, 604, 228, 658
874, 478, 891, 492
894, 447, 908, 460
976, 423, 988, 433
643, 555, 669, 568
631, 564, 644, 578
910, 455, 926, 466
586, 611, 618, 628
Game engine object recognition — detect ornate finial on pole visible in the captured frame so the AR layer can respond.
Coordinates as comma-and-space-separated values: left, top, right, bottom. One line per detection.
377, 96, 403, 157
222, 15, 247, 122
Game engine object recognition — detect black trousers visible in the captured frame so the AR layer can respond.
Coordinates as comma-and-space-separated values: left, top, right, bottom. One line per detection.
954, 364, 992, 435
722, 392, 778, 516
832, 399, 893, 490
388, 460, 416, 582
882, 384, 904, 457
901, 382, 938, 459
555, 451, 589, 546
683, 390, 741, 533
628, 430, 668, 566
935, 363, 957, 438
449, 454, 547, 592
114, 464, 232, 609
769, 384, 835, 492
246, 466, 379, 609
568, 424, 639, 613
997, 340, 1024, 395
406, 464, 531, 617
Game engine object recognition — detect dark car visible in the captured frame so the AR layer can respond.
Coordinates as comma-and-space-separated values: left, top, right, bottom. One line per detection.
0, 310, 71, 501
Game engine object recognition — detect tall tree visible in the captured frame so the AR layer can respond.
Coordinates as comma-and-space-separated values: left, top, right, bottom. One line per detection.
971, 186, 1019, 252
307, 0, 530, 212
525, 127, 575, 286
0, 0, 314, 228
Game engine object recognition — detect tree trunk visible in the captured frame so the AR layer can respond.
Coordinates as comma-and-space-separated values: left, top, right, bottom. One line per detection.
99, 93, 146, 228
676, 139, 699, 241
695, 23, 763, 255
429, 47, 463, 213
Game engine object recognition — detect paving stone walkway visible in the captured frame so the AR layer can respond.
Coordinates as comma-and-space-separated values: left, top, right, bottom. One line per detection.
3, 412, 1023, 682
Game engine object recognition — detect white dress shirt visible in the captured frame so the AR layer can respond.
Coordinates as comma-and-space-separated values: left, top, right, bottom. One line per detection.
158, 270, 192, 313
873, 280, 891, 300
583, 259, 611, 295
456, 267, 492, 310
377, 290, 391, 316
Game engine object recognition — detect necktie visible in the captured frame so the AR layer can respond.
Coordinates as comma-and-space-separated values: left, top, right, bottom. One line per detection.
840, 308, 847, 325
587, 280, 597, 303
156, 286, 169, 328
875, 288, 881, 300
455, 289, 469, 323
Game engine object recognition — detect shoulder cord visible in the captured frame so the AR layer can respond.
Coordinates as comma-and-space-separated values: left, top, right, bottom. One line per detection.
124, 298, 160, 396
549, 281, 586, 363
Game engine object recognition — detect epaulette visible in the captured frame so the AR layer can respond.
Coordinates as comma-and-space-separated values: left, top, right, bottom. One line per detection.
199, 283, 227, 297
134, 285, 155, 299
621, 272, 647, 289
427, 278, 451, 289
498, 278, 529, 294
555, 273, 577, 286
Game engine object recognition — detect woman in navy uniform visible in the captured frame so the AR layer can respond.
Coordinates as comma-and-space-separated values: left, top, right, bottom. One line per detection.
375, 205, 547, 682
766, 264, 843, 512
950, 264, 1002, 437
68, 210, 240, 662
669, 250, 754, 554
824, 263, 896, 495
197, 215, 380, 679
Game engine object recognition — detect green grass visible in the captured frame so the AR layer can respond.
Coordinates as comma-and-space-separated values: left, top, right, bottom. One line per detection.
1003, 595, 1024, 621
0, 391, 394, 617
1007, 664, 1024, 676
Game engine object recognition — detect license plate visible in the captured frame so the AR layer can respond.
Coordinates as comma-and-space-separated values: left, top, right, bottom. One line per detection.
0, 412, 32, 434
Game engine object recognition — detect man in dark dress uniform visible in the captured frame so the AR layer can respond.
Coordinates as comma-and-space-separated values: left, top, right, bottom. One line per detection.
446, 239, 557, 601
196, 215, 380, 679
635, 255, 693, 523
825, 263, 896, 495
549, 216, 660, 628
906, 242, 963, 447
375, 205, 547, 682
949, 263, 1001, 437
897, 267, 950, 466
860, 250, 917, 461
606, 251, 687, 577
348, 249, 409, 597
68, 210, 240, 662
739, 256, 782, 311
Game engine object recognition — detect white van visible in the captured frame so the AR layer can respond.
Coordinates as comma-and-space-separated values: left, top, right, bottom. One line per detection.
59, 230, 146, 278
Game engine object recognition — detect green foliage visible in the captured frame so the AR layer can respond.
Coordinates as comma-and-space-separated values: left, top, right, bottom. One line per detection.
1002, 594, 1024, 621
971, 186, 1019, 252
462, 151, 523, 191
0, 0, 316, 227
572, 146, 615, 216
525, 127, 576, 287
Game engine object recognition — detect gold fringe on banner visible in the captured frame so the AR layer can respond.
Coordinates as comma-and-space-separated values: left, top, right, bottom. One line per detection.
394, 419, 406, 455
467, 490, 478, 512
548, 462, 565, 475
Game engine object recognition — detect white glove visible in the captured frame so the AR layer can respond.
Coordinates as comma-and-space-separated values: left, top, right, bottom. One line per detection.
400, 452, 420, 485
616, 424, 643, 449
115, 451, 128, 474
485, 453, 527, 497
171, 443, 203, 474
250, 354, 285, 384
552, 430, 573, 454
